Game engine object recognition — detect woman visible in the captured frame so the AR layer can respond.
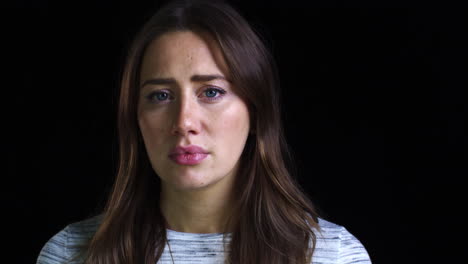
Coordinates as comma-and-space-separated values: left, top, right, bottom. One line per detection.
37, 0, 371, 263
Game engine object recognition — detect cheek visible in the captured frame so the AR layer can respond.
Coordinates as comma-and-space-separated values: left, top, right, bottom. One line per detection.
138, 114, 167, 147
219, 104, 250, 135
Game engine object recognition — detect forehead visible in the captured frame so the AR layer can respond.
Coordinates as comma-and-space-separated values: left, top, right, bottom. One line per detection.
140, 30, 230, 80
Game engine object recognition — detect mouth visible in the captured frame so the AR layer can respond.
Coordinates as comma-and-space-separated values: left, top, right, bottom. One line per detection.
168, 153, 209, 165
169, 145, 209, 155
168, 144, 209, 165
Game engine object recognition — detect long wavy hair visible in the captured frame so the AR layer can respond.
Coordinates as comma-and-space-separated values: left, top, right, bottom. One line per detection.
80, 0, 323, 263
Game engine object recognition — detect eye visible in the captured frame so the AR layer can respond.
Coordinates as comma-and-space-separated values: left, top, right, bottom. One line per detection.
146, 91, 172, 103
202, 87, 226, 101
145, 87, 226, 104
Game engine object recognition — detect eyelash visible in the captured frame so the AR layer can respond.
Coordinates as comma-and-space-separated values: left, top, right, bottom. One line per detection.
145, 87, 227, 104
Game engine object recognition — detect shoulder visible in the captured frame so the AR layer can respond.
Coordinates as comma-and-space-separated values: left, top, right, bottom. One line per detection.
312, 217, 372, 264
36, 214, 103, 264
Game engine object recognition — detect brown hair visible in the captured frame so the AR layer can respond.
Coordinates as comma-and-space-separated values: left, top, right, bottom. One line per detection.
80, 0, 323, 263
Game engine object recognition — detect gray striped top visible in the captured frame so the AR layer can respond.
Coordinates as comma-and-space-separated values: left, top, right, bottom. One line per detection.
37, 214, 371, 263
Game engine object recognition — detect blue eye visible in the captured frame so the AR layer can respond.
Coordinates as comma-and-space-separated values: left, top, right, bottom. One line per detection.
146, 91, 171, 103
204, 87, 226, 101
205, 89, 218, 97
145, 87, 226, 104
156, 92, 169, 101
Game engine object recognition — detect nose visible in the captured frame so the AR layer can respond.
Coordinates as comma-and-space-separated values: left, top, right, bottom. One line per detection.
170, 94, 200, 137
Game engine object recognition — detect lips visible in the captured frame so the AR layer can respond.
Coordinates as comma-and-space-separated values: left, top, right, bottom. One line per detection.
168, 145, 209, 165
169, 145, 209, 155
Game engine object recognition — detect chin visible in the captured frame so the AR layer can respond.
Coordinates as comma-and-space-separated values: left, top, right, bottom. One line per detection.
173, 181, 213, 192
167, 174, 214, 189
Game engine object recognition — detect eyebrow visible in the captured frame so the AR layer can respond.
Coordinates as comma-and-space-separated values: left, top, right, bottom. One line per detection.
140, 74, 230, 89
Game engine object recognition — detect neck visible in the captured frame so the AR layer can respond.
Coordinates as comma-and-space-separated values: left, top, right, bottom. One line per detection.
160, 183, 235, 234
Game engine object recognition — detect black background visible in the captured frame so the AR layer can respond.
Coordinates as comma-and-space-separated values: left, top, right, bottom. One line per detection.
4, 0, 466, 263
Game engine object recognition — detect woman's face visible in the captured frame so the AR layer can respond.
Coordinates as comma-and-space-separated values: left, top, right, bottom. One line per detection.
137, 31, 251, 192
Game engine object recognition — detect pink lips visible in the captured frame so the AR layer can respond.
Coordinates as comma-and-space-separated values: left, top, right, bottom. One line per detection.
168, 145, 209, 165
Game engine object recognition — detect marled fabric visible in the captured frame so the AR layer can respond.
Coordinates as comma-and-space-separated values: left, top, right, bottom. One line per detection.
37, 214, 371, 263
